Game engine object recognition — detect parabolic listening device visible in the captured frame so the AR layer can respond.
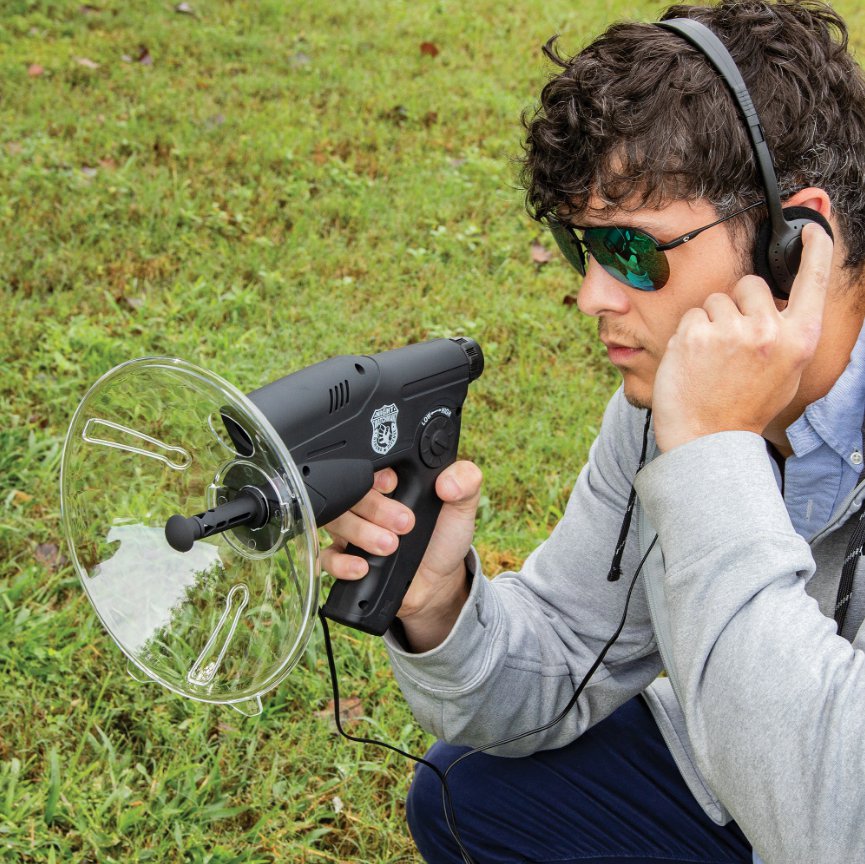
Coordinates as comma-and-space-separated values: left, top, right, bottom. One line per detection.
60, 338, 484, 715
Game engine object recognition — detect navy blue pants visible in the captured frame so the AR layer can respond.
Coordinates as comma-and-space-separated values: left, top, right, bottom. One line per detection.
406, 697, 752, 864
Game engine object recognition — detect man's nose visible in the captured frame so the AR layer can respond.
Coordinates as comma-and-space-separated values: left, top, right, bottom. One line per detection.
576, 261, 632, 318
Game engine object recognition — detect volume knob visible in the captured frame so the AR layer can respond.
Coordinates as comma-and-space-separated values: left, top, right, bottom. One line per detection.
419, 415, 456, 469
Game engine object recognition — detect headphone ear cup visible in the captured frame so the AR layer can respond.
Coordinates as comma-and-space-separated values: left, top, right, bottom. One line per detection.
752, 216, 776, 287
779, 205, 834, 240
753, 206, 834, 299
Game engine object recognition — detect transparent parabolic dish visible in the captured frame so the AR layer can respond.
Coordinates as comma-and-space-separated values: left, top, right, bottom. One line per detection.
60, 358, 320, 714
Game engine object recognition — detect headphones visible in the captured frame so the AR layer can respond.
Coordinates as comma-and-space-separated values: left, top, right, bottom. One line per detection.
658, 18, 834, 300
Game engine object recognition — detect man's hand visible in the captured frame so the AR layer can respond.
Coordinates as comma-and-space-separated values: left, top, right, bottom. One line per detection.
652, 224, 834, 452
320, 460, 483, 650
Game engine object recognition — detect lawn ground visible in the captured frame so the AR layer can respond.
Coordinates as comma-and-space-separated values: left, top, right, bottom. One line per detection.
2, 1, 863, 862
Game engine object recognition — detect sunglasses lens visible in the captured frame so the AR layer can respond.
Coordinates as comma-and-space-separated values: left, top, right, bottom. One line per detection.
548, 221, 586, 275
584, 227, 669, 291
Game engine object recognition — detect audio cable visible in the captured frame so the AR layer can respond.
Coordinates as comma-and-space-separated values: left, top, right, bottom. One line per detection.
320, 410, 656, 863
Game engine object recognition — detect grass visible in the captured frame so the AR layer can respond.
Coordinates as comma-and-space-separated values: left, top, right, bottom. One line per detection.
3, 0, 865, 861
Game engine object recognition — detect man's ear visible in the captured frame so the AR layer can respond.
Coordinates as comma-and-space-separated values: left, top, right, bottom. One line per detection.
753, 186, 835, 299
784, 187, 832, 223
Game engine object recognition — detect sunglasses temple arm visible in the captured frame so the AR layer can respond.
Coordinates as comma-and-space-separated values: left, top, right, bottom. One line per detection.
655, 199, 765, 251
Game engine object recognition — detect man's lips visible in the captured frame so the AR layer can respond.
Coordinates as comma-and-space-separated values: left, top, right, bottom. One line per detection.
602, 340, 644, 363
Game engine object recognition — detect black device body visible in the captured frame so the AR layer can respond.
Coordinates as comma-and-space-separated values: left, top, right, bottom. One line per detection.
658, 18, 834, 299
227, 336, 482, 636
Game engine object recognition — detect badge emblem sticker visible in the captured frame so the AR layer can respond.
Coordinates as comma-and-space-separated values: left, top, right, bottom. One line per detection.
370, 404, 399, 455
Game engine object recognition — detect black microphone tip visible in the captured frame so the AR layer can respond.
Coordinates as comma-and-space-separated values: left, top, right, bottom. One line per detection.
165, 514, 197, 553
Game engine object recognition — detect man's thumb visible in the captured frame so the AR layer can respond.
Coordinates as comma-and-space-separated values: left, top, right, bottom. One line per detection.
437, 460, 483, 509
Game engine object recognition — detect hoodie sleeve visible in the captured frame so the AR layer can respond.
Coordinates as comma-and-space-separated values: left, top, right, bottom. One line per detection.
635, 431, 865, 863
383, 387, 663, 755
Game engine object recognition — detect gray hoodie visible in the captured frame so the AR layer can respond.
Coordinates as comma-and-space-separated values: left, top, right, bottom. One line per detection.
384, 386, 865, 863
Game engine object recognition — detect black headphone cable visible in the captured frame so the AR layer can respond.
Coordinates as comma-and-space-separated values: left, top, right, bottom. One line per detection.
320, 410, 655, 863
319, 529, 657, 864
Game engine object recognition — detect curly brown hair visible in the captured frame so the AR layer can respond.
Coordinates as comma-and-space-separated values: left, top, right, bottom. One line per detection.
521, 0, 865, 271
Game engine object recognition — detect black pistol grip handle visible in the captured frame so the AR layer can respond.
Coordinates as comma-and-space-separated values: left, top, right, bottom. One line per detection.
321, 458, 446, 636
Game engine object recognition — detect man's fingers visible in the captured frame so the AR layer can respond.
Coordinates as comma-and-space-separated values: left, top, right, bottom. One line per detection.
435, 460, 483, 510
350, 487, 414, 535
325, 509, 400, 557
730, 275, 776, 317
703, 292, 739, 323
674, 306, 711, 337
783, 221, 834, 324
320, 542, 368, 580
373, 467, 398, 494
321, 461, 483, 590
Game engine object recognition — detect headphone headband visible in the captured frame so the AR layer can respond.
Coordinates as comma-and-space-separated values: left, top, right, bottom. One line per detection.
657, 19, 786, 234
656, 17, 833, 298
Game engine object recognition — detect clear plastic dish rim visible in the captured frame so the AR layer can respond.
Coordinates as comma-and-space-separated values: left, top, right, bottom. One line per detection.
59, 355, 322, 709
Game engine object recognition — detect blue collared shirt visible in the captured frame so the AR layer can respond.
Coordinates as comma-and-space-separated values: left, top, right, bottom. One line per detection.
752, 320, 865, 862
769, 322, 865, 539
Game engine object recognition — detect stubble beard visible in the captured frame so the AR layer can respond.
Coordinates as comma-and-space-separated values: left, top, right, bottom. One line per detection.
623, 386, 652, 410
598, 319, 654, 410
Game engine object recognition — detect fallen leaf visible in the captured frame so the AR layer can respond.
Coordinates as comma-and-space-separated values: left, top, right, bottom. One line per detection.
98, 157, 117, 170
420, 42, 440, 58
422, 111, 438, 128
340, 697, 363, 722
289, 51, 311, 69
316, 696, 364, 724
12, 490, 33, 505
35, 543, 61, 570
562, 294, 579, 306
531, 240, 554, 265
478, 546, 521, 573
153, 138, 170, 160
381, 104, 409, 125
119, 294, 145, 311
74, 57, 100, 69
28, 64, 44, 77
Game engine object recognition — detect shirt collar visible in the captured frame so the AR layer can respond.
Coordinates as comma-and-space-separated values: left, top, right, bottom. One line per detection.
787, 318, 865, 463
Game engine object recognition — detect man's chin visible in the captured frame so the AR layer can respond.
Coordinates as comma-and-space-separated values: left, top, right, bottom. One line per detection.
621, 377, 653, 411
624, 392, 652, 410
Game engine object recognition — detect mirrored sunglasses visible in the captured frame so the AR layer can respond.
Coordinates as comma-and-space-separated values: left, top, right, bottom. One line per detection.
547, 200, 765, 292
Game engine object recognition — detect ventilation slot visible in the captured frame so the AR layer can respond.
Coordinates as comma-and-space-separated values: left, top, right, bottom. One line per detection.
328, 379, 351, 414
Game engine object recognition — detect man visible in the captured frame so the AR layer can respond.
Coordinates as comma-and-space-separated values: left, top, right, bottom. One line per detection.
323, 1, 865, 861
